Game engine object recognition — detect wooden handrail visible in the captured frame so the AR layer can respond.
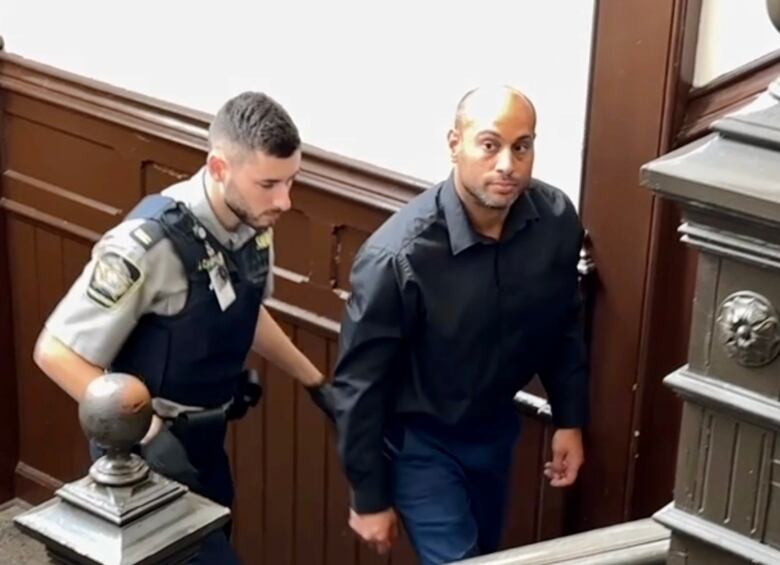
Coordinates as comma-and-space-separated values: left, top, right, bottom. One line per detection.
455, 518, 670, 564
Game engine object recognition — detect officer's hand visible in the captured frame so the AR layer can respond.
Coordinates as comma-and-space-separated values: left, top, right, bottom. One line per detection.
544, 428, 584, 487
306, 383, 336, 423
349, 507, 398, 555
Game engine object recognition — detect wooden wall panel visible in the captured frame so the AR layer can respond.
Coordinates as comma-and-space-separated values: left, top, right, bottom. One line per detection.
261, 322, 297, 565
325, 340, 358, 565
5, 218, 37, 498
293, 330, 329, 565
7, 220, 93, 503
0, 82, 19, 503
232, 352, 268, 561
0, 211, 19, 503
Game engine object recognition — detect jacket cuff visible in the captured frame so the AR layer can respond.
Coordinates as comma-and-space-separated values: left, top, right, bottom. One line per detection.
350, 467, 392, 514
550, 383, 589, 429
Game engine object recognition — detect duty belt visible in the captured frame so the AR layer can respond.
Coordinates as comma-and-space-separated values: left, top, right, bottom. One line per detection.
150, 368, 262, 423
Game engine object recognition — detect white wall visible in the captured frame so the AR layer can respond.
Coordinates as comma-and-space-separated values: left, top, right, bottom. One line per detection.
694, 0, 780, 86
4, 1, 595, 205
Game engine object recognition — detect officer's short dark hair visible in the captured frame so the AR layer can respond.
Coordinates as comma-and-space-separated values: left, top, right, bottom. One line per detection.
209, 92, 301, 158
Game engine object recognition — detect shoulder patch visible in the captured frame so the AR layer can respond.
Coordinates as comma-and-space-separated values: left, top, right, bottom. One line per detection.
86, 252, 143, 309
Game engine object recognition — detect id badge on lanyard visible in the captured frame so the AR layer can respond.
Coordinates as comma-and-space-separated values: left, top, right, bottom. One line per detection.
208, 257, 236, 311
196, 225, 236, 311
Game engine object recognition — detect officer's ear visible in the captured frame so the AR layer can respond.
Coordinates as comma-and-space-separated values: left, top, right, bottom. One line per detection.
207, 151, 229, 184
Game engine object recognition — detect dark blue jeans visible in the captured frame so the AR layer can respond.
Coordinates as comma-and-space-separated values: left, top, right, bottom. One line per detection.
389, 411, 521, 565
173, 418, 239, 565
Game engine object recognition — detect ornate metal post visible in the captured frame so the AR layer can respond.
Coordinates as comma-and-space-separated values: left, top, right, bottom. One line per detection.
640, 48, 780, 565
14, 373, 229, 564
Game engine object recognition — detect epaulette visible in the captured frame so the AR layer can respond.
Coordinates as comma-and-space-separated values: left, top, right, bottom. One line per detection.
124, 195, 176, 251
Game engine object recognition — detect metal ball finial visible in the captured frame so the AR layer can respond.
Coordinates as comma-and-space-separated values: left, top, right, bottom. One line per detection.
79, 373, 153, 486
768, 0, 780, 33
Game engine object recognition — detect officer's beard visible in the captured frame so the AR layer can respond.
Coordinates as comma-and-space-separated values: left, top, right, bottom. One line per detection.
224, 183, 278, 230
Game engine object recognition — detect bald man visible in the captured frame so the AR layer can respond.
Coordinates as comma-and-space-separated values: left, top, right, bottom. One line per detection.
330, 86, 589, 564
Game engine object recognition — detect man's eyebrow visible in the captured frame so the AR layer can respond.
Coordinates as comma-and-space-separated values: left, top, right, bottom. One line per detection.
475, 130, 534, 142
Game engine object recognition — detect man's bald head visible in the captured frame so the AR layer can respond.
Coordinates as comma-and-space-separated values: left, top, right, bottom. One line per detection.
447, 85, 537, 211
453, 86, 536, 132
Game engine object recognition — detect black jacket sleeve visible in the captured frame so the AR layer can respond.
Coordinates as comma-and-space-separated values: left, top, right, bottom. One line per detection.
331, 245, 409, 513
538, 228, 590, 429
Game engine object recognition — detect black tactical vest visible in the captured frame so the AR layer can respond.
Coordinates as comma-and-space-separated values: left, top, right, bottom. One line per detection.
111, 195, 269, 407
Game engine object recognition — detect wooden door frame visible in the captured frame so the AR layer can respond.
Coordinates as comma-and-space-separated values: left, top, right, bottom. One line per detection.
579, 0, 780, 529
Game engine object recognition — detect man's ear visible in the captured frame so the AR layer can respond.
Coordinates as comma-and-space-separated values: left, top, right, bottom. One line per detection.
206, 151, 228, 183
447, 129, 461, 162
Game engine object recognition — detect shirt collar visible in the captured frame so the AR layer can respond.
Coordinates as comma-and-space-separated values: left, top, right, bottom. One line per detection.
440, 172, 540, 255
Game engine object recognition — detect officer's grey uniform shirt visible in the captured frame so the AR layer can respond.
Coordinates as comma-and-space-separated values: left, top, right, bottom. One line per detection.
45, 167, 274, 368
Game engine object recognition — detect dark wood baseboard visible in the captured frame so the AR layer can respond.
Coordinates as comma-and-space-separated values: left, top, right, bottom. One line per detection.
14, 462, 62, 505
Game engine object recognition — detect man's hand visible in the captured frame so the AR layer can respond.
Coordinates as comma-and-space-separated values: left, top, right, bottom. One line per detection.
349, 508, 399, 554
544, 428, 584, 487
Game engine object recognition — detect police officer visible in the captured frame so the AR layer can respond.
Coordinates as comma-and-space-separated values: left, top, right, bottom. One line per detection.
33, 91, 333, 564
